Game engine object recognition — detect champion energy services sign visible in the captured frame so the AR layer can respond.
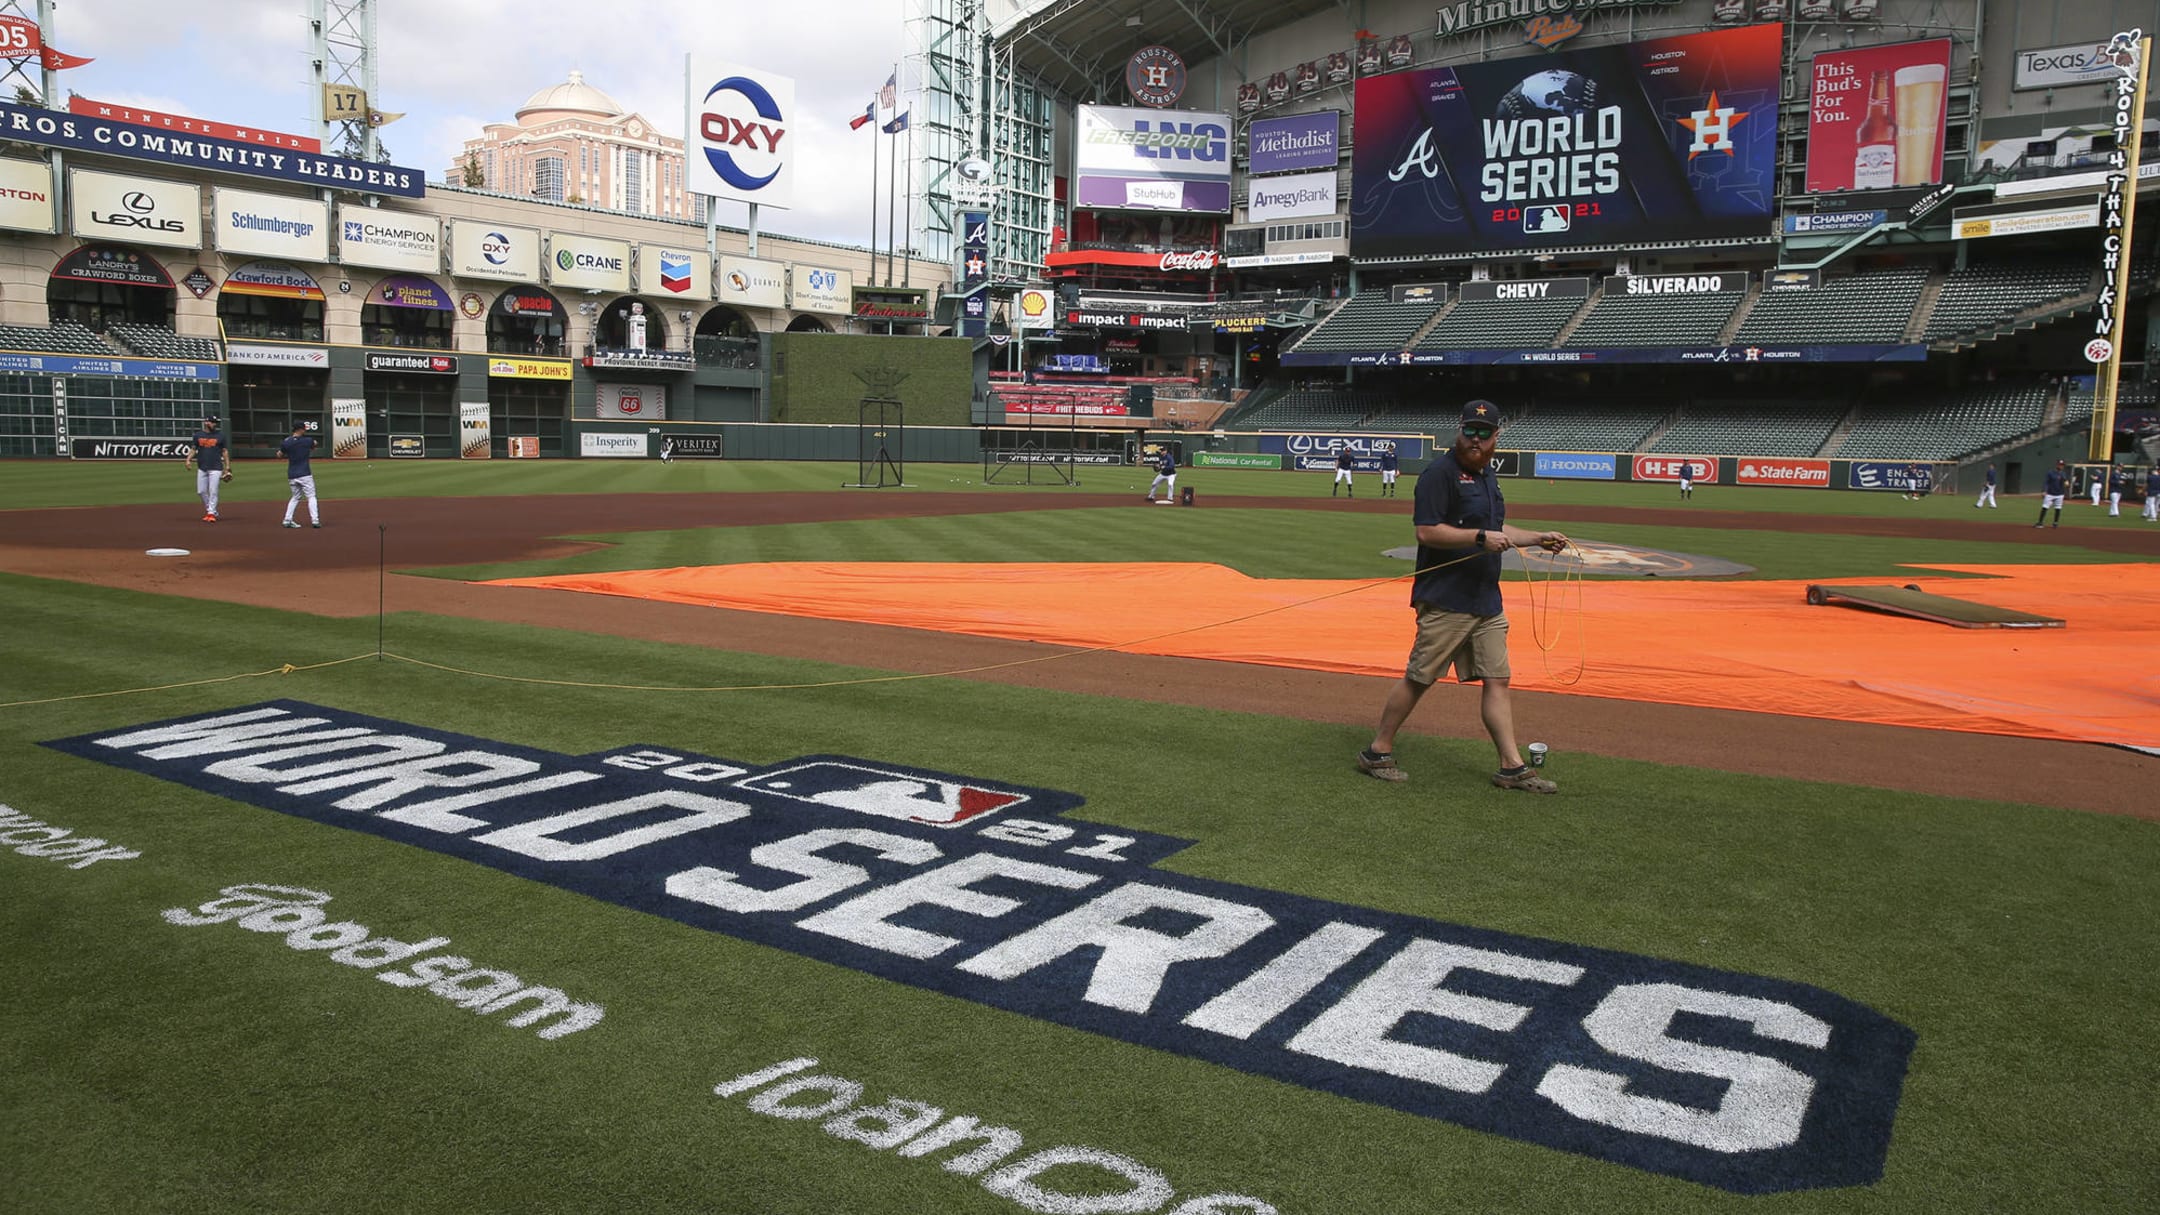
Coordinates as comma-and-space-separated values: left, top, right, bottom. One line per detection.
48, 702, 1915, 1194
339, 206, 442, 274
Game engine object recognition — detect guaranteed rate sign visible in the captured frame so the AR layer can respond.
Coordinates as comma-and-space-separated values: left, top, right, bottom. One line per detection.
50, 701, 1918, 1195
1350, 22, 1782, 257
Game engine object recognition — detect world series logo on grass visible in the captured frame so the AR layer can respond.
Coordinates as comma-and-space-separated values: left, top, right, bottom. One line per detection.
48, 702, 1914, 1193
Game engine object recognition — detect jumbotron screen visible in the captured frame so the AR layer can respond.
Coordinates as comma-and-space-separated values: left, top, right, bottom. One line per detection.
1350, 23, 1782, 257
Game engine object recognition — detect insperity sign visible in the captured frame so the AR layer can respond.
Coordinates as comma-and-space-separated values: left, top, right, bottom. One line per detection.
48, 702, 1916, 1195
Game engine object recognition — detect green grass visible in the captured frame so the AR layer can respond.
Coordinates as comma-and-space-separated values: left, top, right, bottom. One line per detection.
417, 507, 2147, 585
3, 465, 2157, 1213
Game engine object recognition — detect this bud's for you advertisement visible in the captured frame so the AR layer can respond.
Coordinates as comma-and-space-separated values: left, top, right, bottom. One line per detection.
1806, 38, 1951, 193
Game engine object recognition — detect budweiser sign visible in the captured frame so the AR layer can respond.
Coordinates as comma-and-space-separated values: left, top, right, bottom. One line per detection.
1159, 249, 1220, 271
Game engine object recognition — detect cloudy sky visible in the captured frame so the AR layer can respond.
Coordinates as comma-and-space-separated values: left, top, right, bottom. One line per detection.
35, 0, 917, 248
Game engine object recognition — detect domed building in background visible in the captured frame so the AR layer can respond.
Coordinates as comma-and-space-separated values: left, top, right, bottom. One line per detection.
446, 70, 699, 221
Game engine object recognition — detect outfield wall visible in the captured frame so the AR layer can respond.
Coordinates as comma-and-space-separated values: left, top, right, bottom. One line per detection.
766, 334, 976, 427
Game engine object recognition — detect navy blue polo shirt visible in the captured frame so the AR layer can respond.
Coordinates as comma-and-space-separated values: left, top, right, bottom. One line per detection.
1157, 450, 1176, 475
190, 430, 227, 471
2044, 468, 2069, 495
280, 434, 317, 478
1336, 447, 1353, 470
1411, 449, 1505, 615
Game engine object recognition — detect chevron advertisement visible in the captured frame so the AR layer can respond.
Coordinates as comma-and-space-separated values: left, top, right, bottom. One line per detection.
1350, 23, 1782, 257
639, 244, 710, 299
48, 701, 1916, 1194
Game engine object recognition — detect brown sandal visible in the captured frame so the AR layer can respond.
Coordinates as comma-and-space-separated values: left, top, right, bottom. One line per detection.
1356, 750, 1407, 782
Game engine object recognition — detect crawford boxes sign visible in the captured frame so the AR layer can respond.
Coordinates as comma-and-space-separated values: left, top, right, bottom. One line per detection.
46, 700, 1918, 1195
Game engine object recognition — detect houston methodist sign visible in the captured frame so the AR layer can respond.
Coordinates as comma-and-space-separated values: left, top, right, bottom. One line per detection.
685, 58, 794, 210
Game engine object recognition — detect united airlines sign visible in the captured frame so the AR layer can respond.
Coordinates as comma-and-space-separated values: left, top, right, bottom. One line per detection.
49, 702, 1917, 1194
0, 101, 423, 197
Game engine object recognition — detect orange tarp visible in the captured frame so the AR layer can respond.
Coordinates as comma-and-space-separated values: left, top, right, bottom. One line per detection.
486, 562, 2160, 751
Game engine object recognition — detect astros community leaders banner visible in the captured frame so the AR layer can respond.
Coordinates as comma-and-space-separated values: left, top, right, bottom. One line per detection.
1350, 23, 1782, 257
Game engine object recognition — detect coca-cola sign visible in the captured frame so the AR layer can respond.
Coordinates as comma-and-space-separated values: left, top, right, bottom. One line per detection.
1159, 249, 1220, 271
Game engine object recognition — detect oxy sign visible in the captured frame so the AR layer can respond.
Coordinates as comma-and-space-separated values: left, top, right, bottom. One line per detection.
546, 232, 632, 293
69, 168, 200, 250
47, 701, 1916, 1195
685, 57, 794, 210
449, 221, 540, 282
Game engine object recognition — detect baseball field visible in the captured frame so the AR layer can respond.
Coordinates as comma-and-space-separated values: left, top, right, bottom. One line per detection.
1, 457, 2155, 1214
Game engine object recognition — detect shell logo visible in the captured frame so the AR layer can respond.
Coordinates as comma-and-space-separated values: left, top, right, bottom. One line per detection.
1019, 289, 1049, 318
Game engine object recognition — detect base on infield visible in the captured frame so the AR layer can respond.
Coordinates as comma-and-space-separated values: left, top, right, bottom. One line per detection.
1804, 584, 2065, 628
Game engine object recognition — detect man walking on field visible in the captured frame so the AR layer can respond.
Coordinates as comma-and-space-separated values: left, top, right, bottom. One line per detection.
183, 413, 230, 522
1356, 400, 1569, 793
279, 421, 322, 529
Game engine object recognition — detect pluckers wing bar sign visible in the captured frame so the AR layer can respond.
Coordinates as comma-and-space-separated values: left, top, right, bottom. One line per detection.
852, 286, 929, 320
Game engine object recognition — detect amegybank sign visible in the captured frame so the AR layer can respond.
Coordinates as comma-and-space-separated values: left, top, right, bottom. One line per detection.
1246, 170, 1337, 222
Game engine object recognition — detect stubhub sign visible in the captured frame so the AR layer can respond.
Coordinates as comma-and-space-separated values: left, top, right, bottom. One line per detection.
47, 702, 1915, 1194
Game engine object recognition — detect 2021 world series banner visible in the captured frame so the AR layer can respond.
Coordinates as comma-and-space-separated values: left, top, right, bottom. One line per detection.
1350, 23, 1782, 257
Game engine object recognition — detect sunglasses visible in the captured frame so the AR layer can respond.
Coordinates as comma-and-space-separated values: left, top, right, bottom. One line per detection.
1461, 425, 1496, 441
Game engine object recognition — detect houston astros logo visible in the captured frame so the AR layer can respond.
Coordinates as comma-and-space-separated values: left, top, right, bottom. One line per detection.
1680, 91, 1747, 159
699, 76, 787, 192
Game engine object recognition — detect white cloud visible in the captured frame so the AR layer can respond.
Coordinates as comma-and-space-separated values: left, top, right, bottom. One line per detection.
44, 0, 920, 247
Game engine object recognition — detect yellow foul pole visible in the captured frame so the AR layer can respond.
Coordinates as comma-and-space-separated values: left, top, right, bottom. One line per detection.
2090, 31, 2152, 462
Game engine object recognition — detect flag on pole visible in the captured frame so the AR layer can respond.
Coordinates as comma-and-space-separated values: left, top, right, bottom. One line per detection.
882, 110, 910, 134
878, 73, 896, 110
848, 99, 875, 130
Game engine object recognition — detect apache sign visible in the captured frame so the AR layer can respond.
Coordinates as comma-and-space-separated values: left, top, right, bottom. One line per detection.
49, 702, 1917, 1195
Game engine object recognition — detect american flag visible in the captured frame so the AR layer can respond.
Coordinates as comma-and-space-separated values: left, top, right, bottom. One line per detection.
878, 72, 896, 110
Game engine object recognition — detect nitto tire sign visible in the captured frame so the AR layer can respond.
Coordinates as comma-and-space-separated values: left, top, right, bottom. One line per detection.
49, 702, 1915, 1193
72, 437, 194, 459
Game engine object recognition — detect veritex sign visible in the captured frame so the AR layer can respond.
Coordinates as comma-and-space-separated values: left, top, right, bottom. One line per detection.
49, 702, 1916, 1194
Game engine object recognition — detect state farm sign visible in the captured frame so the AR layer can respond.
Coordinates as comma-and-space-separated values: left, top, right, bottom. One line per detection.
1736, 458, 1830, 487
1633, 455, 1713, 482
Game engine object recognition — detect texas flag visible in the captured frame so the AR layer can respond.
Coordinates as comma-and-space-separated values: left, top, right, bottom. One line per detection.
847, 99, 875, 130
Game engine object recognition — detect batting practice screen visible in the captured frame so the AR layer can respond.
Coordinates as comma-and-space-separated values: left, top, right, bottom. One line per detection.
1350, 22, 1783, 257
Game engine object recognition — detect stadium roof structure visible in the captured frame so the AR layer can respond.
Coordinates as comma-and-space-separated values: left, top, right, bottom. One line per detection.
989, 0, 1342, 102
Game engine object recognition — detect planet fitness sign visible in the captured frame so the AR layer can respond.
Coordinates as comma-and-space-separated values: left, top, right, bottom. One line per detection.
1350, 23, 1782, 256
48, 701, 1916, 1193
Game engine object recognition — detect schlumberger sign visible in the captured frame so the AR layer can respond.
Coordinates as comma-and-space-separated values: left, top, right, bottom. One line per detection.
48, 702, 1913, 1193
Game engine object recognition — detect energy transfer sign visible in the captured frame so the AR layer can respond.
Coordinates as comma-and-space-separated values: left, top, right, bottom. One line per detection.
48, 702, 1917, 1196
685, 57, 794, 210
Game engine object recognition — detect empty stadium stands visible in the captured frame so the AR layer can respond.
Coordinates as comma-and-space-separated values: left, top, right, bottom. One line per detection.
1835, 382, 2050, 460
1415, 296, 1582, 350
1732, 267, 1929, 346
1482, 402, 1671, 453
990, 384, 1128, 419
108, 323, 221, 362
1922, 262, 2092, 343
1562, 290, 1741, 348
2066, 381, 2157, 424
0, 320, 116, 356
1291, 291, 1443, 353
1651, 399, 1846, 456
1232, 386, 1385, 431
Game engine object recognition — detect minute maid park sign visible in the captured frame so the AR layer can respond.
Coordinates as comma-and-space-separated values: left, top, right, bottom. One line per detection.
1435, 0, 1681, 40
50, 701, 1916, 1195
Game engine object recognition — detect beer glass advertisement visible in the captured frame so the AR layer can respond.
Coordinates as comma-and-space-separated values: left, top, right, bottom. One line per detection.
1349, 23, 1781, 258
1805, 38, 1950, 194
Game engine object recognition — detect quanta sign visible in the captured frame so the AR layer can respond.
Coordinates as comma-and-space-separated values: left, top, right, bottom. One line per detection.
49, 702, 1916, 1194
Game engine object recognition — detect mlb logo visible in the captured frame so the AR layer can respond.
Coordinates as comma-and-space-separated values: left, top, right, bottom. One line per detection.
736, 760, 1028, 828
1523, 205, 1571, 234
343, 221, 365, 241
660, 252, 692, 294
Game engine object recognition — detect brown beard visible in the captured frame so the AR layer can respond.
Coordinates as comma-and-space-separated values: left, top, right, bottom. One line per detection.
1456, 437, 1491, 472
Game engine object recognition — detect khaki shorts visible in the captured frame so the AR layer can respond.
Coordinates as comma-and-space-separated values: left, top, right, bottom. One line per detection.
1405, 604, 1510, 684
